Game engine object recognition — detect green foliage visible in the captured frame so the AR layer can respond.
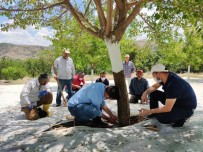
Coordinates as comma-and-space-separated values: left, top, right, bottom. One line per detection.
50, 19, 111, 75
1, 66, 27, 80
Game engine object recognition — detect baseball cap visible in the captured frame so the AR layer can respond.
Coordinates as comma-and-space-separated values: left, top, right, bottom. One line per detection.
151, 64, 169, 73
62, 48, 70, 54
125, 54, 130, 58
106, 86, 120, 100
136, 70, 143, 73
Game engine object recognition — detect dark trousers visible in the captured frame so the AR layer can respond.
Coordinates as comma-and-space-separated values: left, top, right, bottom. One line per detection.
56, 79, 73, 105
150, 90, 194, 124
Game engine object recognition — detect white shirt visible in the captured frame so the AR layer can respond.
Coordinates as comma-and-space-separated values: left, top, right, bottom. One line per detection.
54, 56, 75, 79
20, 78, 51, 107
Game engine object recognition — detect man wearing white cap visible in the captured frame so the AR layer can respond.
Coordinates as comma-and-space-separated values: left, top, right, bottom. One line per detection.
139, 64, 197, 127
53, 48, 75, 106
123, 54, 135, 93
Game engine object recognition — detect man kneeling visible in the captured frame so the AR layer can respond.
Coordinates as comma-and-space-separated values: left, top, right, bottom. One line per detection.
20, 74, 53, 120
68, 83, 120, 127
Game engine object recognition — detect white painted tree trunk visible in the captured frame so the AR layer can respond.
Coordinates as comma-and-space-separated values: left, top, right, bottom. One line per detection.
187, 65, 190, 80
105, 40, 123, 73
91, 68, 94, 83
105, 39, 130, 126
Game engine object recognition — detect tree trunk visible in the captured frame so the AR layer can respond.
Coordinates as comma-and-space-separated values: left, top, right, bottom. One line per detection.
91, 68, 94, 83
105, 40, 130, 127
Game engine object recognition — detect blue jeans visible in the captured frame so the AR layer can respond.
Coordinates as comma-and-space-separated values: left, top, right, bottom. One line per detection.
56, 79, 73, 105
68, 104, 101, 122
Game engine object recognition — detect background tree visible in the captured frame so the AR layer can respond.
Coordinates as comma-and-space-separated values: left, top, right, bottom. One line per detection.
1, 0, 202, 126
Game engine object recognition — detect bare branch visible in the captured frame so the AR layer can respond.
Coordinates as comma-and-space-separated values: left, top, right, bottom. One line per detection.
76, 10, 99, 32
94, 0, 106, 29
0, 2, 65, 12
64, 0, 101, 39
105, 0, 113, 36
84, 0, 93, 16
117, 0, 145, 32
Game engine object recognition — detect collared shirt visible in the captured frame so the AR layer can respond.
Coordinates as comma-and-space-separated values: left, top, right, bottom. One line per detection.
129, 77, 149, 95
20, 78, 51, 107
68, 83, 106, 116
161, 72, 197, 109
123, 61, 135, 78
54, 56, 75, 80
95, 78, 109, 86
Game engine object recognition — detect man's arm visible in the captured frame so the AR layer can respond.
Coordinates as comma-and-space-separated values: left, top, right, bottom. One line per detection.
141, 82, 161, 103
101, 105, 117, 123
139, 98, 176, 117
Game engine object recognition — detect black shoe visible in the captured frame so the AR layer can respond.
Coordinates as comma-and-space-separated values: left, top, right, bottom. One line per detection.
172, 119, 186, 127
147, 114, 156, 119
56, 104, 61, 107
92, 117, 112, 128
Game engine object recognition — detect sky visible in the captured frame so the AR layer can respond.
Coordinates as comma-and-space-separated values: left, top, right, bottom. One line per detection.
0, 16, 54, 46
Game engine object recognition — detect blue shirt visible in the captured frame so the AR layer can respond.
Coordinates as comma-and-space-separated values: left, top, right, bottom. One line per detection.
68, 83, 106, 111
161, 72, 197, 109
129, 77, 149, 95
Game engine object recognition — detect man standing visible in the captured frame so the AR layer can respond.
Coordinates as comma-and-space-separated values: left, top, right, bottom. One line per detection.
129, 70, 149, 103
68, 83, 120, 127
123, 54, 135, 93
139, 64, 197, 127
20, 74, 53, 120
53, 48, 75, 106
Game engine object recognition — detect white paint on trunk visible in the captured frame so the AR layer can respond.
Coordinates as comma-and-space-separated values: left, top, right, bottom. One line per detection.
91, 68, 94, 83
105, 40, 123, 73
187, 65, 190, 80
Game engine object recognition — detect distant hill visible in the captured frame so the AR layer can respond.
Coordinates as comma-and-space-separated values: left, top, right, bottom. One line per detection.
0, 43, 51, 60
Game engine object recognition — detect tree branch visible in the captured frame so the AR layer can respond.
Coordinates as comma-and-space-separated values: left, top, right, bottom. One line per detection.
94, 0, 106, 30
64, 0, 101, 39
105, 0, 113, 36
0, 2, 65, 12
84, 0, 93, 16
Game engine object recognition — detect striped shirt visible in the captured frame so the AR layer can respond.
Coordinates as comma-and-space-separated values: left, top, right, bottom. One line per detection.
123, 61, 135, 78
129, 77, 149, 95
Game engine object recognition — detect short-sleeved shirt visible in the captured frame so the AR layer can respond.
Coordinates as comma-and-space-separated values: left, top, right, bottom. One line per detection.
95, 78, 109, 86
129, 77, 149, 95
54, 56, 75, 80
123, 61, 135, 78
68, 83, 106, 115
20, 78, 51, 107
161, 72, 197, 109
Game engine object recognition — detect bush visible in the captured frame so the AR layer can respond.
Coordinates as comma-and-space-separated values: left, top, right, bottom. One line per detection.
1, 66, 27, 80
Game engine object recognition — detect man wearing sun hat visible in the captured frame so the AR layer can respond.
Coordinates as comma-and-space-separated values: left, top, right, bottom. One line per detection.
129, 69, 149, 103
53, 48, 75, 106
139, 64, 197, 127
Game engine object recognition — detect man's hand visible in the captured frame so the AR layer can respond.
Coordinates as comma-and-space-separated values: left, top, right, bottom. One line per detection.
141, 92, 148, 104
139, 108, 151, 117
54, 75, 58, 80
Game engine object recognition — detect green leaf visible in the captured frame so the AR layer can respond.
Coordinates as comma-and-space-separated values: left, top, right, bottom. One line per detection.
154, 13, 160, 20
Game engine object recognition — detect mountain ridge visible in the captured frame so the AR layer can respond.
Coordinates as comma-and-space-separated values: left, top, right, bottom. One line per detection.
0, 43, 51, 60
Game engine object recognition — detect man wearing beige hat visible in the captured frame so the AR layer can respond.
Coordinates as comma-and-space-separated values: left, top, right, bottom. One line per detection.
123, 54, 135, 93
139, 64, 197, 127
53, 48, 75, 106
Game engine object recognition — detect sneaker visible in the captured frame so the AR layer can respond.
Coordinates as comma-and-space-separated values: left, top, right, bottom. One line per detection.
172, 119, 186, 127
